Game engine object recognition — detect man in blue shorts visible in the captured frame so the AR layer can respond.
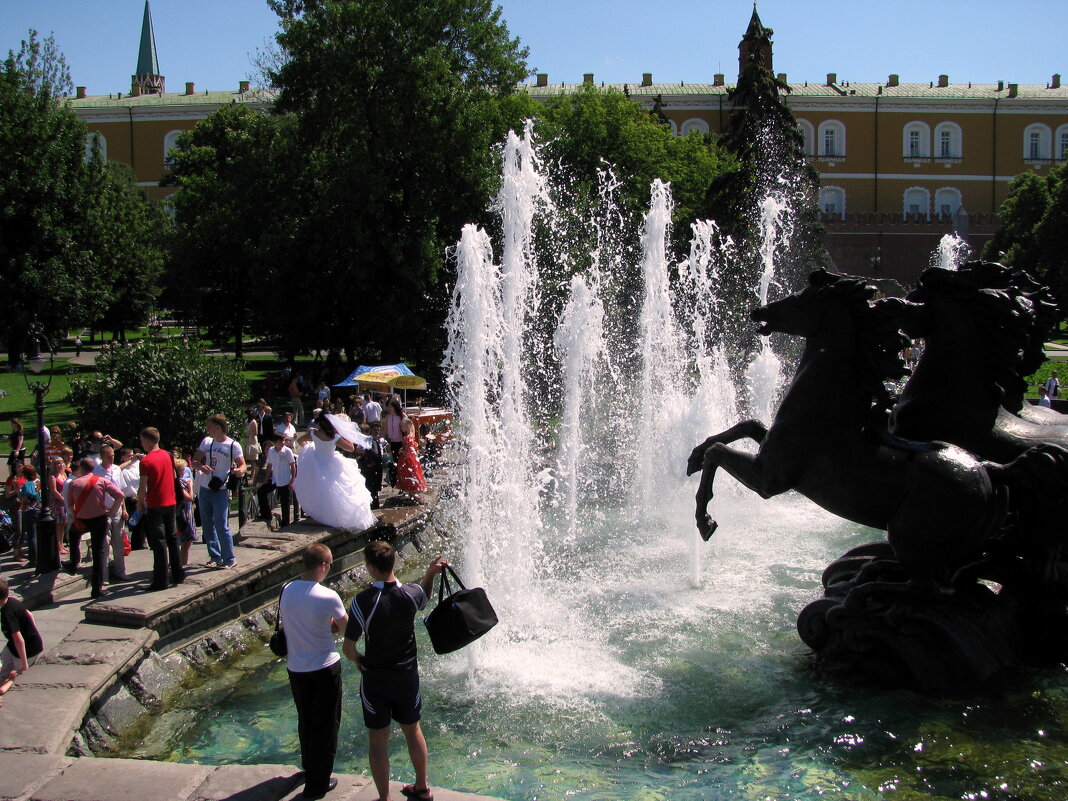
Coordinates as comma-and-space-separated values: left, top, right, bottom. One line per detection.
343, 541, 445, 801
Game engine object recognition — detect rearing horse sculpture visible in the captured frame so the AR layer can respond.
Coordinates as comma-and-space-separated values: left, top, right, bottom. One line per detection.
686, 270, 1013, 582
890, 261, 1068, 465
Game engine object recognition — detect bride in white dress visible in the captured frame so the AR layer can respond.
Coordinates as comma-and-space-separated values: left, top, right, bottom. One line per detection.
292, 414, 377, 531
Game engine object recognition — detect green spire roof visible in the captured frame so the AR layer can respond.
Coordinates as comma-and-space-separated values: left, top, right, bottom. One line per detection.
136, 0, 160, 77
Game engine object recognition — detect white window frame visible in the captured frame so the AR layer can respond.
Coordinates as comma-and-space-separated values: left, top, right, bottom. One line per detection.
679, 118, 710, 136
163, 129, 184, 168
1056, 124, 1068, 161
819, 185, 846, 219
902, 121, 930, 159
84, 132, 107, 163
817, 120, 846, 158
933, 122, 962, 159
797, 119, 815, 156
1023, 123, 1052, 161
903, 186, 931, 220
934, 187, 962, 219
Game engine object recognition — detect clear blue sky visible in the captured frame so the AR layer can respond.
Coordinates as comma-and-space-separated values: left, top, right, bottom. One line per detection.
1, 0, 1063, 96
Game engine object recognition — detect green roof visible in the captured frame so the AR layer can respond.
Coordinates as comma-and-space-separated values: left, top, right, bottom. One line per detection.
69, 89, 275, 108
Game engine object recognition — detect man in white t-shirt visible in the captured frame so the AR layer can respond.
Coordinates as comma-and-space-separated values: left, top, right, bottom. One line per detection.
192, 414, 245, 569
363, 394, 382, 425
118, 447, 143, 549
274, 411, 297, 448
280, 544, 347, 801
93, 445, 128, 581
258, 433, 296, 527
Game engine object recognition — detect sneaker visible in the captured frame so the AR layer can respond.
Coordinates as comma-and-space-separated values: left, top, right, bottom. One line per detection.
221, 561, 237, 570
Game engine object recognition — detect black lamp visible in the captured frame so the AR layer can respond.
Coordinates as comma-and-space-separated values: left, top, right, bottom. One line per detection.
22, 323, 59, 574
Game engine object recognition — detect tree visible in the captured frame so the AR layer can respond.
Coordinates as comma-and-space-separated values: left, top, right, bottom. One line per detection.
163, 105, 283, 358
0, 32, 94, 363
704, 26, 829, 361
535, 85, 735, 237
69, 342, 250, 452
982, 171, 1051, 272
84, 162, 170, 340
983, 165, 1068, 321
263, 0, 530, 373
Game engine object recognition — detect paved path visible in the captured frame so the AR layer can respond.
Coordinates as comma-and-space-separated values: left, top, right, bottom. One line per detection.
0, 475, 506, 801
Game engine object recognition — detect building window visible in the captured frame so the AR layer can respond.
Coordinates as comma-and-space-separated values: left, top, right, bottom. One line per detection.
819, 186, 845, 219
903, 187, 930, 219
817, 120, 846, 157
84, 132, 107, 163
902, 122, 930, 159
934, 187, 962, 219
797, 119, 815, 156
1056, 125, 1068, 161
163, 130, 184, 168
1023, 123, 1052, 160
934, 122, 962, 159
679, 118, 709, 136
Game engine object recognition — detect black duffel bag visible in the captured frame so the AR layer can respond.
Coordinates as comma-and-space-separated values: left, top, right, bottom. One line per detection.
424, 564, 498, 654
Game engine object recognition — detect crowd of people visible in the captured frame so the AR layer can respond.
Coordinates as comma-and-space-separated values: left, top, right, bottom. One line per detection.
1, 391, 437, 590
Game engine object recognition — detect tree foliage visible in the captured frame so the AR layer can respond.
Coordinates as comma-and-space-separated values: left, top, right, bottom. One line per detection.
69, 342, 250, 452
534, 85, 735, 236
0, 31, 169, 362
163, 104, 284, 357
262, 0, 530, 372
704, 46, 829, 360
983, 164, 1068, 320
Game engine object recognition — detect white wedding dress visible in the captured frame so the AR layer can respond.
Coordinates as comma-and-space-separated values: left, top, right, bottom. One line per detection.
293, 431, 377, 531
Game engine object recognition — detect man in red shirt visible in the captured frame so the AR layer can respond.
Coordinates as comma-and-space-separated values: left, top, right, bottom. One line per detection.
64, 459, 126, 599
137, 427, 183, 592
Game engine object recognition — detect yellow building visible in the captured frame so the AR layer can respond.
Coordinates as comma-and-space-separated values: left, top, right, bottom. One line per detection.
69, 4, 1068, 279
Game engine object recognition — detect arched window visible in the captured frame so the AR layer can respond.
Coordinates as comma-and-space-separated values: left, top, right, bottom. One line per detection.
903, 186, 930, 219
1023, 123, 1052, 160
680, 118, 710, 136
84, 132, 107, 163
817, 120, 846, 157
902, 121, 930, 158
819, 186, 846, 219
1056, 124, 1068, 161
934, 122, 962, 159
163, 129, 184, 168
934, 187, 962, 219
797, 119, 815, 156
667, 119, 679, 137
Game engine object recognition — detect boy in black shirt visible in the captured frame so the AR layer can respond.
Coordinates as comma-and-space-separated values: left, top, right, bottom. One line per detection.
0, 578, 44, 700
343, 542, 445, 801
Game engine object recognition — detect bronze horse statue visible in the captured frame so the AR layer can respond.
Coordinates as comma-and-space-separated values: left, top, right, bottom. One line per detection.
685, 269, 1056, 585
890, 261, 1068, 464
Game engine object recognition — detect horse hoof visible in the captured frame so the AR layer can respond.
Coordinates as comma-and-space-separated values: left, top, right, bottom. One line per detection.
699, 518, 719, 542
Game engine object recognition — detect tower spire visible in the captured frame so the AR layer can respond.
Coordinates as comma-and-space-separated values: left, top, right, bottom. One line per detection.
738, 5, 774, 79
132, 0, 164, 95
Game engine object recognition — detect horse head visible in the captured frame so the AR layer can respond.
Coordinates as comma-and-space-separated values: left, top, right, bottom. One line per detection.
751, 269, 878, 339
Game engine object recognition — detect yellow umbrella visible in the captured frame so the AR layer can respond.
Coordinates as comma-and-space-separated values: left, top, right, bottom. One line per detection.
352, 370, 428, 391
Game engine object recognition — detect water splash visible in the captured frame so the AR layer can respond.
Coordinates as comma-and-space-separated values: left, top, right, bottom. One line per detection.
932, 232, 971, 271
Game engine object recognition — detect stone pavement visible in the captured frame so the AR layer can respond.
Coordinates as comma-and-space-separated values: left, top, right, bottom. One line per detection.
0, 474, 506, 801
0, 754, 493, 801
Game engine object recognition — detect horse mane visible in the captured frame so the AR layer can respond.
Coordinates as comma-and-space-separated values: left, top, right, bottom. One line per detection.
907, 261, 1055, 412
812, 271, 910, 413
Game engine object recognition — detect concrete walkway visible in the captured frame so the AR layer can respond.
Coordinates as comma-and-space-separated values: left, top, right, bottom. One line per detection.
0, 477, 506, 801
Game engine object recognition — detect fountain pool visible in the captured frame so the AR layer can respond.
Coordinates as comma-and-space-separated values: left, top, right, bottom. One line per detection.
110, 124, 1068, 799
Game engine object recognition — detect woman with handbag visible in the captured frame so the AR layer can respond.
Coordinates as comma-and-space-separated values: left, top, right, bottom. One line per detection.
192, 414, 246, 570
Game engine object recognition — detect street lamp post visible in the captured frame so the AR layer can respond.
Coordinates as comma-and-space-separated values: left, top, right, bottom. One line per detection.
24, 324, 60, 574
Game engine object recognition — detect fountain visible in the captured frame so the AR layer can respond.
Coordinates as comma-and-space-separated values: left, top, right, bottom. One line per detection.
107, 124, 1068, 800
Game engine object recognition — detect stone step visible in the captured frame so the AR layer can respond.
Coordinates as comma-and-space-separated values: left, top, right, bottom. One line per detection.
0, 754, 508, 801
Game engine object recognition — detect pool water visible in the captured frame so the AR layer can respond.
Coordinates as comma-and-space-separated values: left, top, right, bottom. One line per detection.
114, 494, 1068, 800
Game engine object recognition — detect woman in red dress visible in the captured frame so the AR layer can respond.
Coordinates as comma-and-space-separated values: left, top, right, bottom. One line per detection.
394, 418, 426, 499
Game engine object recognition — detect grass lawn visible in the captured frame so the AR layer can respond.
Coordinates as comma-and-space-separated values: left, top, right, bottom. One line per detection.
0, 359, 89, 449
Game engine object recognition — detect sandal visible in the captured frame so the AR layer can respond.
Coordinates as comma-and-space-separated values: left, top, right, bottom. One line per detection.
201, 560, 220, 569
401, 785, 433, 801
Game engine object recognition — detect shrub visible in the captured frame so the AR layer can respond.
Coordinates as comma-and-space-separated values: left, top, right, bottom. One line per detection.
70, 341, 250, 452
